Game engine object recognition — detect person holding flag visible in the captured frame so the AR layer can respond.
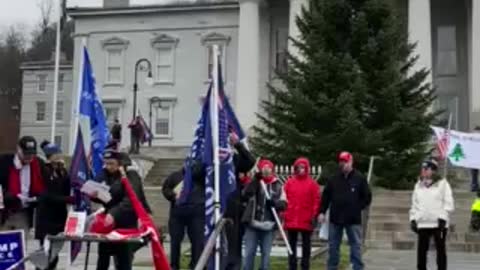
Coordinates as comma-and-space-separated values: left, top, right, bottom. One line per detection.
241, 159, 287, 270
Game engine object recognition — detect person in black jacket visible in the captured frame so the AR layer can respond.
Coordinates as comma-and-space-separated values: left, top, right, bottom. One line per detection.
89, 150, 145, 270
162, 160, 205, 270
318, 152, 371, 270
35, 141, 72, 270
224, 132, 256, 270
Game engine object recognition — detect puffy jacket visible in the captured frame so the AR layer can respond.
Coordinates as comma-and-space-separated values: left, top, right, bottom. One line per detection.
409, 178, 454, 229
283, 158, 321, 231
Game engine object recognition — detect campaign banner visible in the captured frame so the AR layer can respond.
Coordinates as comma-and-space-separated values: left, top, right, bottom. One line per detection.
0, 230, 25, 270
432, 126, 480, 169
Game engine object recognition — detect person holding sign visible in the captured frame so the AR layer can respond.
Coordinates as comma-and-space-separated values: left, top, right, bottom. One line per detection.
34, 141, 73, 270
0, 136, 46, 236
86, 150, 145, 270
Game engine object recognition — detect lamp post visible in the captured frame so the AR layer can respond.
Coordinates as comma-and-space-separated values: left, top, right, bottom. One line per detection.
131, 58, 153, 153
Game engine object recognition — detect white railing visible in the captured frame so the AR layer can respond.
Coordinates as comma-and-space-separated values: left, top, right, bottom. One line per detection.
274, 165, 322, 184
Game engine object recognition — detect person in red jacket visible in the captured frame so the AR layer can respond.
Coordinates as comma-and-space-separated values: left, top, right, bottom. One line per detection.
283, 157, 321, 270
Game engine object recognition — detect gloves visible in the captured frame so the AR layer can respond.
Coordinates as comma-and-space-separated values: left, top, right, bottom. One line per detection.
410, 220, 418, 233
266, 199, 275, 208
438, 219, 447, 230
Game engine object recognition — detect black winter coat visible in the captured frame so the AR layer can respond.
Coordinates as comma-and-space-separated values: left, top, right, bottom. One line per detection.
241, 177, 287, 225
35, 164, 71, 240
95, 169, 146, 229
319, 169, 372, 225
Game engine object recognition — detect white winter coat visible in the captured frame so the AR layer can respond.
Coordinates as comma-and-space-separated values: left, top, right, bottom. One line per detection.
409, 178, 455, 229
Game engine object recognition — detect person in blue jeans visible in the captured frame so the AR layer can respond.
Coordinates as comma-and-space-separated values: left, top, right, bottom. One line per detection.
241, 159, 287, 270
318, 152, 372, 270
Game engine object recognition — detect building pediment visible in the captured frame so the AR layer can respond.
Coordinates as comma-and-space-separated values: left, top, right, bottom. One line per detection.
201, 32, 231, 45
101, 36, 130, 48
151, 33, 179, 47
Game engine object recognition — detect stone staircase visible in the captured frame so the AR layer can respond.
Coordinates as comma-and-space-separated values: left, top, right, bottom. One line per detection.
366, 190, 479, 252
364, 189, 480, 269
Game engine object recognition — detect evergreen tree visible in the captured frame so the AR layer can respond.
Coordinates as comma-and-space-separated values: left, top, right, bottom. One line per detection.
251, 0, 437, 188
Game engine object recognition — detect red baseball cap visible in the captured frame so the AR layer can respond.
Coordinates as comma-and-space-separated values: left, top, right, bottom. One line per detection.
338, 151, 353, 162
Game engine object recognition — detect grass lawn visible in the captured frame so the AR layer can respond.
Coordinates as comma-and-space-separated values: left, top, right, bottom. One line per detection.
134, 245, 350, 270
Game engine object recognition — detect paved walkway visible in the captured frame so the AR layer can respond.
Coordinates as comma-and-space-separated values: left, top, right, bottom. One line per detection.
363, 249, 480, 270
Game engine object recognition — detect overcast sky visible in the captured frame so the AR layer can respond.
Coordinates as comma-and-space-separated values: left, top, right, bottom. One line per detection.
0, 0, 180, 33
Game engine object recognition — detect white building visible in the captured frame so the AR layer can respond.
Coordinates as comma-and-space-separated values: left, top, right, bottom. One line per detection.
20, 0, 480, 154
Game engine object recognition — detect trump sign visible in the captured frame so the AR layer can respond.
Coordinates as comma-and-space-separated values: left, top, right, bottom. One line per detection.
0, 230, 25, 270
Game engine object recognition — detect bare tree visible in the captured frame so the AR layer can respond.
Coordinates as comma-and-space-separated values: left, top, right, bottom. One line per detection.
37, 0, 53, 34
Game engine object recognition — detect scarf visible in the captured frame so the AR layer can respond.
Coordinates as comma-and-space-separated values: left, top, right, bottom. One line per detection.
8, 157, 45, 198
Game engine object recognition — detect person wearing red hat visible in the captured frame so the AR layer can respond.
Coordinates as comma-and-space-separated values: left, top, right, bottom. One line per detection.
283, 157, 321, 270
242, 159, 287, 270
318, 151, 371, 270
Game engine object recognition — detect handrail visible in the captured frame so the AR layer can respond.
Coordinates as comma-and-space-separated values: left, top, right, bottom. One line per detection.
194, 218, 232, 270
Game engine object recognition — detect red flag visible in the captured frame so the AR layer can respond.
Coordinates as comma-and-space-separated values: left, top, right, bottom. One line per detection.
120, 177, 170, 270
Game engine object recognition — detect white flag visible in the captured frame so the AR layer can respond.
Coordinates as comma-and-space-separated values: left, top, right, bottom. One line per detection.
432, 126, 480, 169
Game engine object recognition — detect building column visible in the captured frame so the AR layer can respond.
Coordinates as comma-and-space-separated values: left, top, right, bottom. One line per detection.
470, 0, 480, 123
288, 0, 308, 57
236, 0, 262, 131
408, 0, 433, 83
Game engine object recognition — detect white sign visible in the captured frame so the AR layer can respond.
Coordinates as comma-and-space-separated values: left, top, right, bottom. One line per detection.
432, 126, 480, 169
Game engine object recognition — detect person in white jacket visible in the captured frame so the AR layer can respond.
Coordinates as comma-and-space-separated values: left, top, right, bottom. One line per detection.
409, 159, 454, 270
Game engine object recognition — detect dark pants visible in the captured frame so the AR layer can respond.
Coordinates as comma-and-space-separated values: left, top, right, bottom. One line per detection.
225, 222, 245, 270
287, 230, 312, 270
96, 242, 132, 270
169, 206, 205, 270
471, 169, 479, 192
417, 228, 447, 270
35, 239, 59, 270
130, 133, 140, 154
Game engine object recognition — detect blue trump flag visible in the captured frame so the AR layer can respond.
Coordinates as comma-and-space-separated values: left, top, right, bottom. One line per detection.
69, 46, 109, 263
78, 47, 109, 177
178, 61, 245, 270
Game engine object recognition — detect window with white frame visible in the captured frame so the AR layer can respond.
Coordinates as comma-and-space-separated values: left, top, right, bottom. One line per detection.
202, 32, 230, 81
151, 34, 178, 84
104, 104, 121, 130
58, 73, 64, 92
37, 74, 47, 93
102, 37, 129, 84
36, 101, 46, 122
436, 26, 457, 76
56, 100, 64, 122
106, 48, 123, 83
154, 103, 173, 137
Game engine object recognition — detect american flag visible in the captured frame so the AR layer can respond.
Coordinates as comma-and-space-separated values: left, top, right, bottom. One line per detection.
437, 129, 450, 159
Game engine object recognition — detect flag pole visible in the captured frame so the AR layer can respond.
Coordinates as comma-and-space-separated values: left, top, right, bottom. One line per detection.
50, 0, 63, 142
70, 39, 87, 155
211, 44, 221, 270
443, 113, 452, 179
